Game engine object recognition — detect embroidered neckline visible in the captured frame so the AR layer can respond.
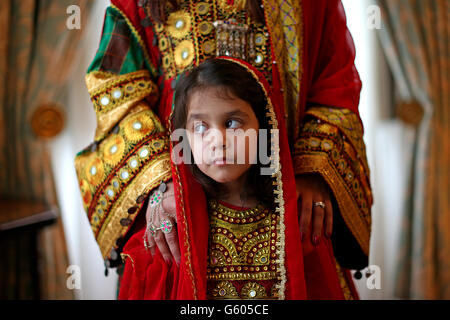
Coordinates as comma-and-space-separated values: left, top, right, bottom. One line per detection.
208, 198, 266, 218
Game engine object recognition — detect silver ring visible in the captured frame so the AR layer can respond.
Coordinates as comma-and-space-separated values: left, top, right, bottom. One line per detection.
313, 201, 326, 209
160, 219, 173, 234
149, 224, 161, 236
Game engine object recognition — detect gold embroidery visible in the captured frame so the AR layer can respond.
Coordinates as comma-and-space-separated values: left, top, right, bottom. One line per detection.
85, 71, 159, 141
167, 11, 192, 39
196, 2, 211, 15
120, 253, 136, 269
263, 0, 304, 143
217, 0, 247, 16
293, 106, 372, 255
102, 134, 126, 167
98, 153, 172, 258
88, 71, 157, 115
335, 260, 355, 300
304, 106, 371, 175
211, 281, 239, 299
150, 1, 273, 81
207, 200, 278, 299
75, 101, 173, 259
293, 154, 371, 255
241, 282, 268, 299
84, 156, 105, 188
174, 40, 195, 68
122, 111, 157, 143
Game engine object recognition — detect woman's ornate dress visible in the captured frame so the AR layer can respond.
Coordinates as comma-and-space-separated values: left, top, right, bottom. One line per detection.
74, 0, 372, 300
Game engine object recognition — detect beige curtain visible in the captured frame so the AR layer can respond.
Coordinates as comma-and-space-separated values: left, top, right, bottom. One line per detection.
0, 0, 93, 299
376, 0, 449, 299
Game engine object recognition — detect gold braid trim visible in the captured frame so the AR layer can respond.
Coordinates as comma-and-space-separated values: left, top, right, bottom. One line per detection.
293, 106, 372, 255
86, 70, 159, 141
75, 101, 173, 260
335, 260, 355, 300
98, 152, 172, 259
293, 154, 370, 255
120, 253, 136, 270
263, 0, 304, 142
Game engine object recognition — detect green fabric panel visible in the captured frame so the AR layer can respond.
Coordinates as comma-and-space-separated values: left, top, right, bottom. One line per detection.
87, 6, 152, 75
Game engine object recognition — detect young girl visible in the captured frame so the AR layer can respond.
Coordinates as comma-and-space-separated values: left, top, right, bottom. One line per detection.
117, 57, 352, 300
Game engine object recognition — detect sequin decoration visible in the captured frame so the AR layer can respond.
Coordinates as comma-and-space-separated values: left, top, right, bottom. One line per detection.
102, 135, 126, 166
206, 199, 279, 300
167, 11, 191, 39
174, 40, 195, 68
123, 112, 156, 143
85, 156, 105, 187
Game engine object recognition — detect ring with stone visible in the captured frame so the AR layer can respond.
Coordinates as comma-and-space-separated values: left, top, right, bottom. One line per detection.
149, 224, 160, 236
313, 201, 326, 209
160, 219, 173, 234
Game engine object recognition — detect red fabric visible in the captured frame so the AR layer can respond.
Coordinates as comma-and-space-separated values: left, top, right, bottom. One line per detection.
112, 0, 361, 300
300, 0, 362, 119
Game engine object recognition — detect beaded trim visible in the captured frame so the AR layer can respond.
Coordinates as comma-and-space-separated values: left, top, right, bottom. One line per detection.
89, 70, 158, 115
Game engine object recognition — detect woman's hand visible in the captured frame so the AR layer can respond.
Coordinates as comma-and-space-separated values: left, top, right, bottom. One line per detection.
295, 173, 334, 246
144, 180, 181, 266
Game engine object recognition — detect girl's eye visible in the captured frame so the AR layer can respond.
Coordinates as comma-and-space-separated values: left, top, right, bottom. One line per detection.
226, 119, 241, 129
194, 123, 207, 134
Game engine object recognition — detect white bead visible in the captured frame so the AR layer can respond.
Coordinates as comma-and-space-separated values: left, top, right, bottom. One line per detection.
107, 189, 114, 198
175, 20, 184, 29
249, 290, 257, 298
90, 166, 97, 175
139, 148, 149, 158
181, 49, 189, 60
100, 96, 110, 106
110, 145, 118, 154
121, 171, 129, 180
133, 121, 143, 130
130, 159, 138, 168
112, 90, 122, 99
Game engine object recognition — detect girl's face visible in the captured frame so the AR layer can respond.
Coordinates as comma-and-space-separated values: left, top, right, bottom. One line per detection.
186, 87, 260, 184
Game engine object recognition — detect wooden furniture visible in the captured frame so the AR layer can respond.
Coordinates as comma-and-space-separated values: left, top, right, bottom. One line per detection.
0, 199, 58, 299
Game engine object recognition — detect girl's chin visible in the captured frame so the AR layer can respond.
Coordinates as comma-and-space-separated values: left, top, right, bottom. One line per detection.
207, 171, 241, 184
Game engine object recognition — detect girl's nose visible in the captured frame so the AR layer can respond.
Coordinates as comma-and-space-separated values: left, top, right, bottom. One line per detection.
210, 128, 228, 151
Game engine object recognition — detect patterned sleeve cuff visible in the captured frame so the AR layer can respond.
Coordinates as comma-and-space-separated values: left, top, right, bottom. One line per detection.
75, 100, 172, 261
293, 106, 373, 255
86, 70, 159, 141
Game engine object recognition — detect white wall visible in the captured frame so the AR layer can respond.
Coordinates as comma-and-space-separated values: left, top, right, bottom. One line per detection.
50, 0, 118, 300
343, 0, 412, 299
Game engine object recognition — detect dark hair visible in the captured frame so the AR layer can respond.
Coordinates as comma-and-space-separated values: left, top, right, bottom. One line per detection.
172, 59, 274, 209
149, 0, 265, 24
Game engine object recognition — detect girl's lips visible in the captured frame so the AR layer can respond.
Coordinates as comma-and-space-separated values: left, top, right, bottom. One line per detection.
213, 158, 234, 165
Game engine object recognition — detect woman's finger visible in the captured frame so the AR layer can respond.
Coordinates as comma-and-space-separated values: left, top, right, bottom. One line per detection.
154, 230, 173, 265
147, 233, 156, 257
163, 217, 181, 265
312, 200, 325, 245
324, 198, 333, 238
298, 193, 312, 241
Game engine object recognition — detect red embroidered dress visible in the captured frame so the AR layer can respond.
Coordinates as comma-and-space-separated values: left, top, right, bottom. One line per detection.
206, 199, 279, 299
